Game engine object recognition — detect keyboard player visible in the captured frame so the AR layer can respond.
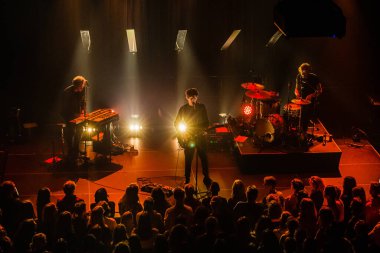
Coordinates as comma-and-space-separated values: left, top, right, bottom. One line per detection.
60, 75, 88, 163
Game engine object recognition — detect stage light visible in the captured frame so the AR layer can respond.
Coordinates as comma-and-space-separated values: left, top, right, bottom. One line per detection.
126, 29, 137, 53
175, 30, 187, 52
80, 30, 91, 52
128, 114, 142, 133
178, 122, 187, 133
83, 126, 96, 133
266, 30, 283, 47
221, 30, 241, 51
219, 113, 228, 124
129, 124, 142, 132
242, 104, 253, 116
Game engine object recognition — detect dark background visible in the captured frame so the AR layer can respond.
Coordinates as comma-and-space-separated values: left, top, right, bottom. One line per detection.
1, 0, 380, 141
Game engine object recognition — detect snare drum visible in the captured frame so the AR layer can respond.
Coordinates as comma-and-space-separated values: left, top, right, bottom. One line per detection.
283, 103, 301, 117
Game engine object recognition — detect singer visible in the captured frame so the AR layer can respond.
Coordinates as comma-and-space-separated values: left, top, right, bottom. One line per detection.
174, 88, 212, 187
294, 63, 323, 131
60, 75, 88, 163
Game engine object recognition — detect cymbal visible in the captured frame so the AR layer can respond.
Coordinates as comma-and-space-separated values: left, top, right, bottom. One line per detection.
267, 90, 280, 99
283, 103, 301, 111
241, 82, 264, 90
245, 90, 272, 100
291, 98, 311, 105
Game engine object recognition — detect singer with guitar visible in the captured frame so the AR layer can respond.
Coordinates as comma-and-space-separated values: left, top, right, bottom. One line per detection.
174, 88, 212, 187
294, 63, 323, 132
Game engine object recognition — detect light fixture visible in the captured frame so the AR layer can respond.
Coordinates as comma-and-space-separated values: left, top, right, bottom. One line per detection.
242, 104, 253, 116
128, 114, 142, 134
126, 29, 138, 53
266, 30, 283, 47
221, 30, 241, 51
129, 124, 142, 132
175, 30, 187, 52
80, 30, 91, 52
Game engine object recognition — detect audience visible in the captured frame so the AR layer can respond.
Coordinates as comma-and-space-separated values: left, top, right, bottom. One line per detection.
120, 211, 135, 238
56, 180, 84, 214
262, 176, 284, 207
136, 196, 164, 233
184, 183, 201, 213
324, 185, 344, 223
308, 176, 325, 212
36, 187, 51, 222
151, 186, 171, 218
233, 185, 264, 230
341, 176, 357, 223
164, 187, 193, 231
91, 187, 116, 218
284, 178, 307, 217
118, 183, 143, 224
201, 181, 221, 210
227, 179, 247, 210
0, 175, 379, 253
366, 182, 380, 229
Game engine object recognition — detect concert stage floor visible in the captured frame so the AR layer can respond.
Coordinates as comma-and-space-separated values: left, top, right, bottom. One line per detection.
1, 124, 379, 215
232, 120, 342, 173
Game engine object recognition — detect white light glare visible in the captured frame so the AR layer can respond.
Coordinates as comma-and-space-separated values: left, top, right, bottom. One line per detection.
83, 126, 96, 133
129, 124, 142, 131
178, 122, 187, 133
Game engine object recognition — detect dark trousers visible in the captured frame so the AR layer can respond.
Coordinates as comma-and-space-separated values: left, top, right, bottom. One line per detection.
64, 124, 81, 159
184, 136, 209, 182
300, 103, 318, 132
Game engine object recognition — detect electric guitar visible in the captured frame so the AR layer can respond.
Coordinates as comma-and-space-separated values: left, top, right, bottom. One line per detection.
177, 128, 207, 149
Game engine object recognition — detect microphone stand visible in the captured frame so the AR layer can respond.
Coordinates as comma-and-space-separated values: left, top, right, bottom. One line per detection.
81, 84, 90, 165
286, 82, 292, 134
311, 89, 319, 138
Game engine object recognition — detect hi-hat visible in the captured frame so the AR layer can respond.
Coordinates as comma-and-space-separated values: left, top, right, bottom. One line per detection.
245, 90, 272, 100
291, 98, 311, 105
241, 82, 264, 90
283, 103, 301, 111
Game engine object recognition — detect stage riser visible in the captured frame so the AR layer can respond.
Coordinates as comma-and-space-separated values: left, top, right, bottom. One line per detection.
235, 149, 341, 173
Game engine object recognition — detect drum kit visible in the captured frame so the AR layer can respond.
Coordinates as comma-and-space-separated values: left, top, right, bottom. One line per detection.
240, 82, 311, 146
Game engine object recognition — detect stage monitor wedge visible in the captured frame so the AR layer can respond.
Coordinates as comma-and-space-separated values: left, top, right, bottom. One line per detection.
273, 0, 346, 38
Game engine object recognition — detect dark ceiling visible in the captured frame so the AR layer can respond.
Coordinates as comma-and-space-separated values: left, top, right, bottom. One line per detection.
1, 0, 379, 136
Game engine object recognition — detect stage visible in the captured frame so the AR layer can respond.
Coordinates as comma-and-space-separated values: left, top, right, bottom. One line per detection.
1, 122, 379, 215
230, 119, 342, 173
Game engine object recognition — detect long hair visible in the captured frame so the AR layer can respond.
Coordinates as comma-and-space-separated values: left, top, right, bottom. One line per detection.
231, 179, 246, 202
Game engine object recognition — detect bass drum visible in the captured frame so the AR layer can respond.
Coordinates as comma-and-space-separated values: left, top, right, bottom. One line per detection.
254, 114, 284, 143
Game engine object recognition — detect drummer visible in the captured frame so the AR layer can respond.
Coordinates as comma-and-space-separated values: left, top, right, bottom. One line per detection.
294, 62, 323, 131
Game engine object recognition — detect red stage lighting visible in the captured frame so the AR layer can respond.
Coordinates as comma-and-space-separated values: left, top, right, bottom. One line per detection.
242, 104, 253, 116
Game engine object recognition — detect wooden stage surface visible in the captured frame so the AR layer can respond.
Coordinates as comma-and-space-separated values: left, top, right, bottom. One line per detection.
1, 123, 379, 214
